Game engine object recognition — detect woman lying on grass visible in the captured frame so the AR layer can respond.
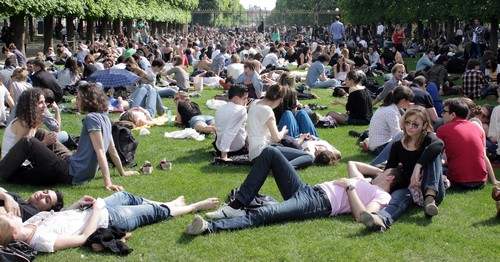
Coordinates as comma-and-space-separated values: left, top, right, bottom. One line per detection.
185, 146, 402, 235
0, 192, 219, 252
0, 83, 138, 191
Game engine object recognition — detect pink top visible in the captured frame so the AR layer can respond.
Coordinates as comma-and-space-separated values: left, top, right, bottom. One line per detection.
318, 179, 391, 216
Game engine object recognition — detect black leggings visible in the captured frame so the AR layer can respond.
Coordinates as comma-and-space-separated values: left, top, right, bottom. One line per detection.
0, 137, 71, 185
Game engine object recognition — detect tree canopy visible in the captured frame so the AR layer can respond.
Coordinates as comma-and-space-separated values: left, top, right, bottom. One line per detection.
0, 0, 199, 23
191, 0, 245, 27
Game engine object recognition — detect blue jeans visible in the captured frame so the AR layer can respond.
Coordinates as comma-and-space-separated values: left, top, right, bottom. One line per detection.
377, 155, 445, 228
370, 132, 403, 166
130, 84, 165, 117
157, 86, 179, 98
278, 109, 318, 138
105, 192, 171, 232
273, 145, 314, 169
189, 115, 214, 128
208, 146, 331, 232
56, 131, 69, 144
311, 78, 341, 88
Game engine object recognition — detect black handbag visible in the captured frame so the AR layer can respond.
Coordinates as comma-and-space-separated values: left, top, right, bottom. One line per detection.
0, 241, 37, 262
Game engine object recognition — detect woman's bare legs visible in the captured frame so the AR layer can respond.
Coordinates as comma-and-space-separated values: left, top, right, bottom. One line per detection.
166, 197, 220, 217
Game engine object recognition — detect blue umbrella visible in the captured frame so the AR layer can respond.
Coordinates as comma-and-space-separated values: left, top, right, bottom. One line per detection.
87, 69, 140, 88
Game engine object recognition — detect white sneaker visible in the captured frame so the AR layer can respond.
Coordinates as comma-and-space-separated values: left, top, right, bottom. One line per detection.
185, 215, 209, 235
205, 204, 246, 219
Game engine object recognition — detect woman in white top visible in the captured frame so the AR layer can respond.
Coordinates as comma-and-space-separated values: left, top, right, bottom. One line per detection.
1, 89, 48, 158
247, 84, 315, 169
0, 82, 14, 125
363, 85, 414, 154
0, 192, 219, 252
8, 68, 32, 103
56, 57, 80, 88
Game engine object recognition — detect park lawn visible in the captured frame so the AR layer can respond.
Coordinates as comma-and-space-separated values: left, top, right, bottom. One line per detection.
1, 59, 499, 261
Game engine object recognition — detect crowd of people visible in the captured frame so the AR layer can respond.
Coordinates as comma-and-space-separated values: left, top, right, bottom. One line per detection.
0, 18, 499, 256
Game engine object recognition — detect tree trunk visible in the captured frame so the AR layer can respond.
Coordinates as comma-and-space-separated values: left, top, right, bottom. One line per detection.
445, 17, 454, 44
28, 16, 35, 42
77, 19, 84, 39
113, 19, 122, 35
66, 16, 75, 40
490, 16, 498, 56
417, 20, 424, 42
86, 18, 95, 43
43, 15, 54, 52
124, 19, 133, 38
9, 14, 26, 54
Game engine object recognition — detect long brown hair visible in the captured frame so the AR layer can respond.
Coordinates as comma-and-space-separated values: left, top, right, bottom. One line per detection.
16, 88, 44, 128
401, 107, 433, 149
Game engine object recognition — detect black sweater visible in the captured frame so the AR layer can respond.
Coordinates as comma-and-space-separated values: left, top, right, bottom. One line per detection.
386, 133, 443, 189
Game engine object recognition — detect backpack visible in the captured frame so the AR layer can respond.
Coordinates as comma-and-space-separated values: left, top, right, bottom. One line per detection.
107, 123, 138, 167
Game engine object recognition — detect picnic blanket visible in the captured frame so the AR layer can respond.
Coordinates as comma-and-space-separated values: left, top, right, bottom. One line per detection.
164, 128, 205, 141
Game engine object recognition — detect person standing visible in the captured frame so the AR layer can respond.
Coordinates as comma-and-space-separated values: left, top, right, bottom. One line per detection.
470, 19, 485, 59
329, 16, 345, 46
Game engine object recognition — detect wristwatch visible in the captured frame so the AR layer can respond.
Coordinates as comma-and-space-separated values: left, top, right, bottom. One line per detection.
346, 181, 356, 192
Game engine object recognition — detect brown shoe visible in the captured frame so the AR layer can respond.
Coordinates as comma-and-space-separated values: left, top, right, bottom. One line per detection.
359, 211, 386, 232
424, 195, 439, 217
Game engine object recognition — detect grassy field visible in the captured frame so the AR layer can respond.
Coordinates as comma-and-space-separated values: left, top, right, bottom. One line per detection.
1, 59, 499, 261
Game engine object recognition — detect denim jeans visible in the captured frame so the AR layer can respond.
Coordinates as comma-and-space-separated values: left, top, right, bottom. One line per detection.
105, 192, 171, 232
189, 115, 214, 128
377, 154, 445, 227
130, 84, 165, 117
157, 86, 179, 98
278, 109, 318, 138
208, 146, 331, 232
273, 145, 314, 169
311, 78, 341, 88
370, 132, 403, 166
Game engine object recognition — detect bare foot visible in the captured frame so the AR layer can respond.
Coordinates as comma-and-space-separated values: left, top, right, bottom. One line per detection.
165, 196, 186, 207
193, 198, 220, 212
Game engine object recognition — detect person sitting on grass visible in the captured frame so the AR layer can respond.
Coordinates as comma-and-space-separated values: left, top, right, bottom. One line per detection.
360, 107, 445, 232
326, 70, 373, 125
185, 147, 398, 235
247, 84, 314, 169
0, 187, 64, 222
372, 63, 406, 105
174, 91, 216, 134
362, 85, 414, 155
214, 85, 248, 160
0, 83, 138, 191
235, 61, 263, 99
274, 81, 318, 138
437, 98, 498, 189
0, 192, 219, 253
305, 54, 341, 89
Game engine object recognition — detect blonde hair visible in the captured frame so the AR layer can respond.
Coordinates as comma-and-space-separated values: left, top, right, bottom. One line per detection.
401, 106, 433, 149
11, 68, 28, 82
0, 216, 13, 246
391, 63, 405, 74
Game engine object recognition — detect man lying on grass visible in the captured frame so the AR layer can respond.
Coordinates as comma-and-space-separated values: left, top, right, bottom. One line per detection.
0, 192, 219, 252
185, 146, 402, 235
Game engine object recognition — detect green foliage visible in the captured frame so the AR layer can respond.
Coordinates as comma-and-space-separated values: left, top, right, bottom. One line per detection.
0, 0, 198, 23
192, 0, 245, 27
337, 0, 500, 25
267, 0, 339, 25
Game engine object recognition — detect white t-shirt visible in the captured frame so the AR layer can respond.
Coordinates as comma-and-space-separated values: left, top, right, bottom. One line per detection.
215, 102, 247, 153
26, 201, 109, 252
377, 25, 385, 35
227, 63, 244, 80
301, 139, 339, 158
247, 101, 274, 160
0, 84, 8, 123
262, 53, 279, 68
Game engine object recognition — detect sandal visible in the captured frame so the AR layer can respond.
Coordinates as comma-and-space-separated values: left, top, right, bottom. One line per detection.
140, 161, 153, 175
158, 159, 172, 171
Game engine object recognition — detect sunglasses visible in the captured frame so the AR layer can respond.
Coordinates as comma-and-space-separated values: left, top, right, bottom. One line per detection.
404, 121, 421, 129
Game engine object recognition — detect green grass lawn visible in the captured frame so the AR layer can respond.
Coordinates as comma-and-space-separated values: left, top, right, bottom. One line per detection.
1, 59, 499, 261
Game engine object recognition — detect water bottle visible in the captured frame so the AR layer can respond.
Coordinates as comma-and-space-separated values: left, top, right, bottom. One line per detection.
166, 109, 173, 126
